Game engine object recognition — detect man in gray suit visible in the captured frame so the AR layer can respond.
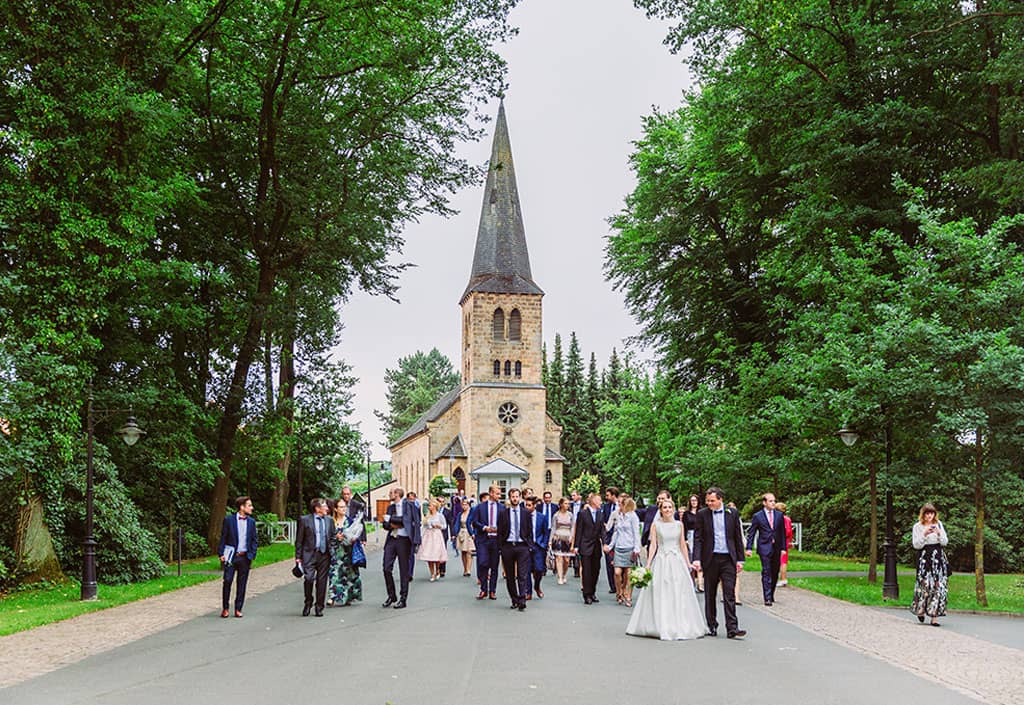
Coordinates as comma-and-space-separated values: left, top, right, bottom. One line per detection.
295, 497, 331, 616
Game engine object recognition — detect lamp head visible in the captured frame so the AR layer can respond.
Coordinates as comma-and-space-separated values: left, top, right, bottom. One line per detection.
118, 415, 146, 447
837, 427, 859, 447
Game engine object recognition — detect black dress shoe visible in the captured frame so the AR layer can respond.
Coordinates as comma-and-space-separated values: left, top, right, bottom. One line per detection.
584, 597, 593, 605
393, 600, 407, 609
608, 588, 617, 594
764, 600, 773, 606
590, 596, 599, 603
727, 630, 747, 639
517, 603, 526, 611
917, 615, 926, 623
382, 597, 396, 608
314, 609, 324, 617
302, 605, 312, 616
706, 628, 717, 637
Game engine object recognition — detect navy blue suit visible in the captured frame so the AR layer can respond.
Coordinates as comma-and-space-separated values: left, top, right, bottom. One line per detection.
600, 501, 617, 592
746, 507, 786, 602
525, 511, 550, 597
219, 513, 257, 612
472, 500, 502, 594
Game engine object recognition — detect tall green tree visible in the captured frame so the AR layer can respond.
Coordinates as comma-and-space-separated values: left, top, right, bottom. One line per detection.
377, 349, 460, 445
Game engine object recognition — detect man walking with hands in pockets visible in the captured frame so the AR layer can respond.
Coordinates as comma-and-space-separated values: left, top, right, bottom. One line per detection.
692, 487, 746, 639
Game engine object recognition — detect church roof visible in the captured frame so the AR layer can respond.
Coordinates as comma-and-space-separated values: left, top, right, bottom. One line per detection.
544, 447, 566, 461
469, 457, 530, 478
461, 101, 543, 303
434, 434, 467, 460
389, 387, 460, 448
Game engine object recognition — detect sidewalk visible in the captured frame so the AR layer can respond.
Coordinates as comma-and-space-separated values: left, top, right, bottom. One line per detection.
0, 539, 380, 690
740, 572, 1024, 705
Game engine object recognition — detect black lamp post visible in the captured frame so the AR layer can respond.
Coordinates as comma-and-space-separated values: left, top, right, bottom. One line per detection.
84, 389, 145, 601
366, 451, 372, 521
837, 425, 899, 600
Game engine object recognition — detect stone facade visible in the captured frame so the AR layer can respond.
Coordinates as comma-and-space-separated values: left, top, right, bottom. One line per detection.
389, 102, 564, 501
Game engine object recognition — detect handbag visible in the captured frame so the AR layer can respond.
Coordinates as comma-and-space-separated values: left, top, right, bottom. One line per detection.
351, 540, 367, 569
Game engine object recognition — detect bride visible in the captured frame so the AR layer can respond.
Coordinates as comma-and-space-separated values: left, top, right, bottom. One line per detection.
626, 499, 707, 640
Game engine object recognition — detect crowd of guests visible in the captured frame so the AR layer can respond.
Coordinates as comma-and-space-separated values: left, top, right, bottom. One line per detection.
217, 483, 950, 635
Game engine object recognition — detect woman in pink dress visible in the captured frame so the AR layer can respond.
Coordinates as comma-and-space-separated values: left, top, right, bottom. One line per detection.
416, 498, 448, 581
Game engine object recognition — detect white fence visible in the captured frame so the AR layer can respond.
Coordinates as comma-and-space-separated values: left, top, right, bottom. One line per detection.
257, 520, 296, 545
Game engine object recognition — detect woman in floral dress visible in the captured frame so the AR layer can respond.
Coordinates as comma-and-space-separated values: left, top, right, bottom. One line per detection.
327, 500, 363, 606
910, 503, 949, 626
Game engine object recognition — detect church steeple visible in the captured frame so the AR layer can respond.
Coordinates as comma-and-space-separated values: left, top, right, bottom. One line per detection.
461, 101, 543, 303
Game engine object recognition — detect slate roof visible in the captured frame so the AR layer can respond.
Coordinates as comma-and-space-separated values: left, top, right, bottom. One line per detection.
469, 457, 530, 478
434, 434, 467, 460
544, 447, 566, 461
461, 101, 544, 302
389, 387, 460, 448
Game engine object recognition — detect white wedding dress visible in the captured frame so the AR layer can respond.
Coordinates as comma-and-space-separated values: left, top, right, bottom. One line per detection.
626, 519, 707, 640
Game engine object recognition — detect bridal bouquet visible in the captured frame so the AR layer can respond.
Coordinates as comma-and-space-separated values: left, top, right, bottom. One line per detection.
630, 567, 652, 589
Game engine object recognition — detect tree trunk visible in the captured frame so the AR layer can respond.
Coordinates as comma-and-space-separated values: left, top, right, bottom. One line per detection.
14, 488, 64, 584
868, 461, 878, 583
974, 432, 987, 606
206, 259, 278, 550
269, 307, 296, 520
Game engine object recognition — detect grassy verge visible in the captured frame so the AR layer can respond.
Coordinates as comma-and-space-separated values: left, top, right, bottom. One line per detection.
0, 543, 295, 636
741, 550, 888, 574
791, 572, 1024, 614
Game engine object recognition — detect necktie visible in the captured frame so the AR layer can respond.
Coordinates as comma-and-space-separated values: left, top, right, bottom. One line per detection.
768, 510, 774, 529
511, 508, 518, 541
490, 503, 495, 528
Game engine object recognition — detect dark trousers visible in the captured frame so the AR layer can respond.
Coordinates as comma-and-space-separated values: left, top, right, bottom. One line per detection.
580, 549, 602, 599
604, 549, 616, 592
383, 536, 412, 601
476, 535, 499, 593
302, 550, 331, 611
526, 548, 545, 595
222, 554, 251, 611
760, 549, 781, 601
500, 543, 530, 605
704, 553, 739, 633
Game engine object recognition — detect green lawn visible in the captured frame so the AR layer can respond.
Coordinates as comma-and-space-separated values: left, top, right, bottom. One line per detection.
0, 542, 295, 636
741, 550, 883, 574
791, 572, 1024, 614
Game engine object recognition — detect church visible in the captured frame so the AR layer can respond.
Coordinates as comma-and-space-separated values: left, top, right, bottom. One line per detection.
389, 102, 566, 501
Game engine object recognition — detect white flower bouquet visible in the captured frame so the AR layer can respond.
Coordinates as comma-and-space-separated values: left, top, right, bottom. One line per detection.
630, 566, 652, 589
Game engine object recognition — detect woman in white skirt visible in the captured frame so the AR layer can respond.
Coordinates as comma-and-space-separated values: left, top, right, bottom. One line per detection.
626, 499, 707, 640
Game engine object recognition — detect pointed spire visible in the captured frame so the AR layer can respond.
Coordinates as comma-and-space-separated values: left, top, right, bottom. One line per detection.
461, 101, 543, 302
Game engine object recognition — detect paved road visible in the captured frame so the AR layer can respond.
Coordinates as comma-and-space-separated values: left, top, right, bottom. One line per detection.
2, 564, 985, 705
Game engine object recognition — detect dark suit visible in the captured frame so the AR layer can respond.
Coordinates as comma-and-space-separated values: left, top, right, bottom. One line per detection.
525, 511, 550, 597
692, 505, 745, 634
571, 505, 604, 601
641, 505, 658, 548
497, 503, 533, 607
219, 513, 257, 612
295, 513, 332, 613
746, 507, 786, 602
536, 501, 556, 574
600, 501, 617, 592
382, 498, 421, 602
472, 499, 502, 594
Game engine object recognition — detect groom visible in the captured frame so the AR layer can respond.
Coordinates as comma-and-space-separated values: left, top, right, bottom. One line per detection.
692, 487, 746, 639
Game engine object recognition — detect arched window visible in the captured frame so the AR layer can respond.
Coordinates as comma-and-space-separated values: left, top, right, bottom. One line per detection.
514, 361, 522, 378
493, 359, 501, 376
508, 309, 522, 341
504, 360, 512, 376
545, 469, 553, 484
492, 308, 505, 341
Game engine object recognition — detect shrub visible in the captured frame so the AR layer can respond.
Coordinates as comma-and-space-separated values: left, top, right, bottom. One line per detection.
567, 472, 601, 499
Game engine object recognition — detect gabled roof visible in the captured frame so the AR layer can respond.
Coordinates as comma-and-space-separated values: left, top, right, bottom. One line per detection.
461, 101, 543, 303
544, 447, 566, 461
389, 387, 460, 448
469, 457, 530, 478
434, 434, 467, 460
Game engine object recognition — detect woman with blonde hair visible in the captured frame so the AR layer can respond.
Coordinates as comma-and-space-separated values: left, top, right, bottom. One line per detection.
549, 497, 575, 584
911, 503, 949, 626
605, 495, 642, 606
454, 499, 476, 576
416, 498, 448, 581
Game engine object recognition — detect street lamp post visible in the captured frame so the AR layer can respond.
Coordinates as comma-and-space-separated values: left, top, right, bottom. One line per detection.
84, 389, 145, 601
366, 451, 372, 521
836, 424, 899, 600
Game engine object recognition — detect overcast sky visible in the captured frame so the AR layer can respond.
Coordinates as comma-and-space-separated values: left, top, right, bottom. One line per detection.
332, 1, 692, 456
